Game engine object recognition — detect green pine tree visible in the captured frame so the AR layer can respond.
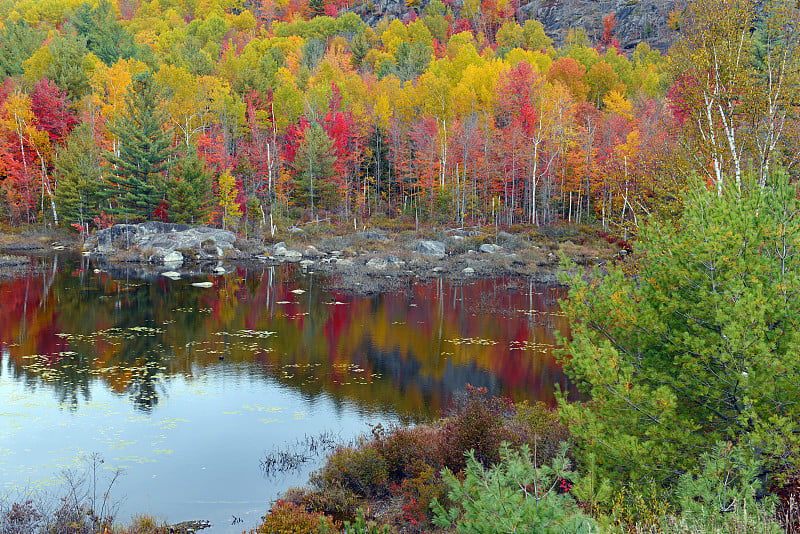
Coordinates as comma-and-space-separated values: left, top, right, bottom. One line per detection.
293, 123, 337, 215
0, 20, 46, 78
55, 123, 103, 231
72, 0, 138, 66
558, 171, 800, 489
166, 157, 212, 224
105, 71, 174, 222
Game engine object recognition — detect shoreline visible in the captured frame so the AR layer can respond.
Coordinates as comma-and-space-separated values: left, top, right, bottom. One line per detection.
0, 223, 625, 292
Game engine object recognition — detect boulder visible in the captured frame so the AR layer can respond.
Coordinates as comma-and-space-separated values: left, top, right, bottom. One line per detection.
162, 250, 184, 265
357, 230, 387, 240
89, 223, 236, 263
303, 245, 324, 258
366, 257, 388, 270
462, 267, 475, 275
282, 250, 302, 262
415, 240, 446, 257
479, 244, 503, 254
272, 242, 288, 256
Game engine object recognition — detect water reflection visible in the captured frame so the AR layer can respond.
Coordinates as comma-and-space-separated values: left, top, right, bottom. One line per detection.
0, 254, 574, 531
1, 256, 571, 419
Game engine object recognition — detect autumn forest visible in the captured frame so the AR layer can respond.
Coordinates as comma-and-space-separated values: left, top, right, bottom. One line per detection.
4, 0, 787, 239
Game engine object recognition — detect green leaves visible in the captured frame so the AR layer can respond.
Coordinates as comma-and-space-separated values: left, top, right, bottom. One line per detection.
431, 442, 597, 534
559, 171, 800, 487
104, 71, 174, 221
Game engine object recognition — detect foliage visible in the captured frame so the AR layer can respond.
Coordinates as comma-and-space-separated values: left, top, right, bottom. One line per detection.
512, 400, 572, 467
166, 157, 212, 224
293, 123, 338, 214
72, 0, 138, 66
342, 509, 391, 534
438, 384, 514, 472
606, 479, 671, 531
675, 441, 781, 533
0, 20, 46, 78
394, 465, 447, 528
0, 0, 678, 229
104, 71, 173, 222
54, 123, 102, 230
250, 500, 335, 534
557, 170, 800, 487
668, 0, 800, 190
431, 442, 597, 534
310, 442, 390, 499
218, 169, 242, 230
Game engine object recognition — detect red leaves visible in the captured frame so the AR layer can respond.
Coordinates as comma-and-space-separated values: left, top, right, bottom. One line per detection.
31, 79, 77, 144
496, 61, 541, 135
599, 13, 620, 51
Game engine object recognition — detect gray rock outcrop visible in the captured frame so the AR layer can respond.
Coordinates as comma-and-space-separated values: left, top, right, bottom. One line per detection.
480, 244, 503, 254
415, 240, 446, 257
86, 222, 237, 265
354, 0, 679, 54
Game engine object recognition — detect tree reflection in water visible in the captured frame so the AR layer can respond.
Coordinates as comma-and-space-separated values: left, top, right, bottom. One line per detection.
0, 255, 573, 419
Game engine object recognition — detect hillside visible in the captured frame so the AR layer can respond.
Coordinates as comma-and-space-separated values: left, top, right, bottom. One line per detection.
355, 0, 681, 52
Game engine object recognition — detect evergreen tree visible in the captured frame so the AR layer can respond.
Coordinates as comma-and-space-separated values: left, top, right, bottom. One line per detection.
45, 33, 94, 102
293, 123, 337, 215
0, 20, 46, 78
166, 157, 212, 224
55, 123, 102, 230
558, 171, 800, 488
72, 0, 138, 66
105, 71, 174, 222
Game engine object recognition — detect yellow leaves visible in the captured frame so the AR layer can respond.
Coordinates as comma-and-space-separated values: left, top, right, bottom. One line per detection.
21, 45, 52, 83
451, 61, 500, 117
380, 19, 409, 55
228, 9, 256, 31
91, 58, 148, 125
367, 74, 404, 129
502, 48, 552, 73
2, 91, 34, 132
603, 90, 633, 120
218, 170, 242, 230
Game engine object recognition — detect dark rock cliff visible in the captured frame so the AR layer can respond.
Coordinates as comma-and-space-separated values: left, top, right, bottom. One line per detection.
355, 0, 683, 54
516, 0, 680, 53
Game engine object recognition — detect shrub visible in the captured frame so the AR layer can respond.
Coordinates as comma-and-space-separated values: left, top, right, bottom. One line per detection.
432, 442, 597, 534
250, 500, 335, 534
673, 441, 781, 534
372, 424, 440, 481
342, 509, 391, 534
283, 486, 359, 519
606, 480, 671, 531
512, 401, 571, 466
311, 443, 390, 498
393, 465, 447, 530
125, 514, 165, 533
1, 500, 43, 534
438, 385, 514, 472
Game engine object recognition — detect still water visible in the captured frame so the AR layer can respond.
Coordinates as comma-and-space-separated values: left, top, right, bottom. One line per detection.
0, 254, 570, 532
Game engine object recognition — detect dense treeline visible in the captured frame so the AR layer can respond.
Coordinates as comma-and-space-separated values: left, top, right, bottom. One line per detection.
1, 0, 798, 239
0, 0, 678, 238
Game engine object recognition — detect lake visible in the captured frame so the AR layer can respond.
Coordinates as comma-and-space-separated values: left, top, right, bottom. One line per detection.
0, 254, 571, 532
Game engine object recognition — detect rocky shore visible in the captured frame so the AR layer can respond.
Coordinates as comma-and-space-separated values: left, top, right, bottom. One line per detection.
0, 222, 624, 292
